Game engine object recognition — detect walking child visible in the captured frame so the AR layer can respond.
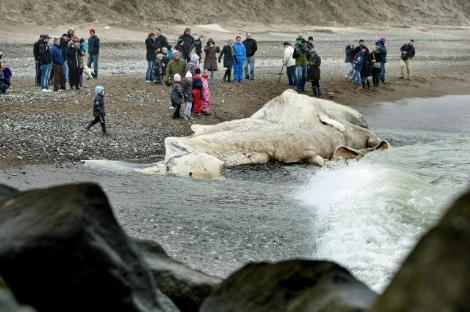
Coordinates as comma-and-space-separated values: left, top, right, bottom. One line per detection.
86, 86, 107, 134
170, 73, 184, 119
181, 71, 193, 119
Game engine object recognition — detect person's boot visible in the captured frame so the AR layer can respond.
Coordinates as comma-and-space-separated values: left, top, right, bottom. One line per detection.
101, 125, 107, 135
312, 87, 318, 97
317, 87, 323, 98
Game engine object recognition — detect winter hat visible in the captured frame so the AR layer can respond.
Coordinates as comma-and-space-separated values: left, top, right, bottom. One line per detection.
380, 37, 386, 43
174, 73, 181, 82
95, 86, 104, 95
308, 36, 314, 41
202, 72, 209, 79
185, 71, 193, 79
90, 28, 96, 34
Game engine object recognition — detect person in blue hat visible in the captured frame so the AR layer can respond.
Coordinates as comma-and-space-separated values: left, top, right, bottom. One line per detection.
86, 85, 107, 134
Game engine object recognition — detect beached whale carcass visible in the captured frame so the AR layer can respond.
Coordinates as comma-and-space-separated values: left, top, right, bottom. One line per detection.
164, 90, 389, 179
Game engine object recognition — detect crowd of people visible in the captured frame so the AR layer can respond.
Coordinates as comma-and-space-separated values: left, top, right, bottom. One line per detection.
143, 28, 259, 119
0, 27, 418, 134
345, 38, 416, 90
33, 27, 100, 92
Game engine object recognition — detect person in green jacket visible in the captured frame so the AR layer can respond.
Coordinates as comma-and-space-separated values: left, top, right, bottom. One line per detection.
294, 35, 309, 93
165, 51, 187, 86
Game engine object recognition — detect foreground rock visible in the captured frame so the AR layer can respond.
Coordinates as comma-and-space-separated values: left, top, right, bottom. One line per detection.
164, 90, 389, 179
0, 184, 17, 200
0, 277, 35, 312
134, 238, 222, 312
0, 183, 167, 312
200, 260, 376, 312
373, 189, 470, 311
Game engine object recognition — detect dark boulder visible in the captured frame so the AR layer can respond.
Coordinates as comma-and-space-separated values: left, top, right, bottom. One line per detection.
373, 189, 470, 311
0, 183, 167, 312
0, 184, 17, 200
200, 260, 376, 312
0, 277, 35, 312
134, 238, 221, 312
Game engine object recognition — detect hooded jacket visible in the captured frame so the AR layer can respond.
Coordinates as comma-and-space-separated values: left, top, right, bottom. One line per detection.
232, 42, 246, 64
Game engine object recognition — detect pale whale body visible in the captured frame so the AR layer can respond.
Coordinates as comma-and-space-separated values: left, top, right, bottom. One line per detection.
164, 90, 389, 179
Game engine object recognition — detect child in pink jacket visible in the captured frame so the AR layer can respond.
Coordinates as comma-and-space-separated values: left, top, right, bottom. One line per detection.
201, 71, 212, 115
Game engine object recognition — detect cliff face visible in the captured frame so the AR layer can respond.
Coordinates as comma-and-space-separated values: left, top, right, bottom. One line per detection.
1, 0, 470, 26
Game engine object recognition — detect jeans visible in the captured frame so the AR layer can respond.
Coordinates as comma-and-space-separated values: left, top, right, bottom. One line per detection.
88, 54, 99, 78
40, 64, 51, 89
234, 60, 244, 81
146, 60, 155, 81
345, 62, 354, 78
62, 63, 69, 83
183, 101, 192, 118
379, 61, 385, 82
244, 56, 255, 79
352, 70, 362, 86
296, 65, 307, 91
210, 70, 216, 84
286, 65, 297, 85
35, 62, 41, 85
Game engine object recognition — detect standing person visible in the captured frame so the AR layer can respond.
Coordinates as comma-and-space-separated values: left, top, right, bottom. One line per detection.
38, 35, 52, 92
51, 37, 66, 92
201, 72, 212, 115
186, 54, 200, 75
79, 38, 87, 88
243, 32, 257, 80
352, 48, 366, 89
282, 42, 296, 86
218, 39, 235, 83
153, 52, 165, 85
86, 86, 107, 134
87, 28, 100, 79
181, 71, 193, 120
192, 35, 205, 60
33, 34, 44, 86
308, 49, 322, 97
232, 36, 246, 82
375, 37, 387, 83
203, 38, 220, 84
361, 52, 373, 90
61, 28, 75, 84
165, 51, 187, 85
0, 63, 12, 94
170, 73, 184, 119
344, 41, 355, 79
145, 32, 157, 82
400, 39, 415, 80
371, 47, 383, 88
192, 68, 203, 115
294, 35, 309, 93
154, 28, 169, 52
177, 28, 195, 62
307, 36, 315, 49
66, 35, 83, 90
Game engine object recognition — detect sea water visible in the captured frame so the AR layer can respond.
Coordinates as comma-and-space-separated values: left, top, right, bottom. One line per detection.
296, 95, 470, 291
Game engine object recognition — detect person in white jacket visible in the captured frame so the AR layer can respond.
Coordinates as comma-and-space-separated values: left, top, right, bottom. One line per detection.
283, 42, 296, 85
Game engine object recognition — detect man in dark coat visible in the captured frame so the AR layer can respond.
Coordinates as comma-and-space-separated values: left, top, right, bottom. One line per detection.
400, 39, 415, 80
154, 28, 169, 51
33, 34, 44, 86
307, 49, 322, 97
218, 39, 236, 82
38, 35, 52, 91
60, 28, 74, 83
177, 28, 195, 62
243, 32, 257, 80
344, 41, 355, 79
353, 39, 369, 57
375, 37, 387, 83
87, 28, 100, 79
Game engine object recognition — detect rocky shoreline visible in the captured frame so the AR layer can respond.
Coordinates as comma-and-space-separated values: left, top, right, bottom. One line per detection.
0, 182, 468, 311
